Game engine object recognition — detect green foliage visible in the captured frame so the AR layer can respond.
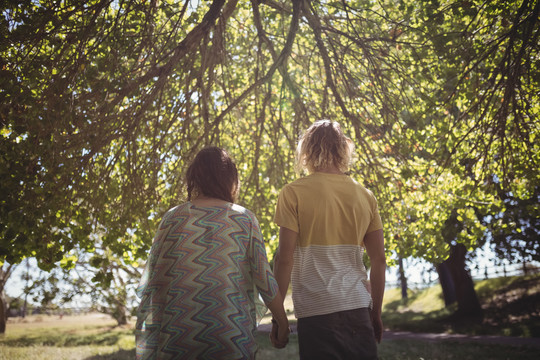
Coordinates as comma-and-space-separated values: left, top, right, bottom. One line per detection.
0, 0, 538, 282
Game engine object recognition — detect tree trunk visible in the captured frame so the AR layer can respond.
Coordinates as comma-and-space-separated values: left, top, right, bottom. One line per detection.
116, 314, 128, 326
0, 264, 12, 334
439, 244, 483, 319
0, 292, 6, 334
113, 303, 128, 326
398, 257, 408, 299
436, 261, 457, 306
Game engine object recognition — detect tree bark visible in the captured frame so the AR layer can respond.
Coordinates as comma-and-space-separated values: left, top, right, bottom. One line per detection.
436, 261, 457, 307
114, 303, 128, 326
398, 257, 408, 299
0, 264, 13, 334
438, 244, 483, 319
0, 292, 6, 334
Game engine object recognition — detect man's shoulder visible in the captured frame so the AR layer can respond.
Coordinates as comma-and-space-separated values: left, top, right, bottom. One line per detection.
284, 174, 320, 188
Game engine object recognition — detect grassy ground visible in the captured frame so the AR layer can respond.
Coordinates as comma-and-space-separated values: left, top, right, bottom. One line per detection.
1, 274, 539, 359
382, 274, 540, 337
2, 319, 538, 360
2, 318, 538, 360
0, 314, 134, 360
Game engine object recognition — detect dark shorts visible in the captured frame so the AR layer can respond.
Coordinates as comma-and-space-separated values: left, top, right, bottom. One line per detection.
297, 308, 378, 360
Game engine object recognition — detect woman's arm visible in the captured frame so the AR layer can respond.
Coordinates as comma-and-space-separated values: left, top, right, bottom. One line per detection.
267, 292, 290, 348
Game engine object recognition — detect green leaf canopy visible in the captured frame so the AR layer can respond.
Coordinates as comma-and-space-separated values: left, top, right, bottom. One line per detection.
1, 0, 538, 270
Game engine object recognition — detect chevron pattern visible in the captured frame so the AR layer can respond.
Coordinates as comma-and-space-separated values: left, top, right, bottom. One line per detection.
136, 203, 278, 360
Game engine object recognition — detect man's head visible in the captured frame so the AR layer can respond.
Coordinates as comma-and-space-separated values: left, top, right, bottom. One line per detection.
296, 120, 354, 174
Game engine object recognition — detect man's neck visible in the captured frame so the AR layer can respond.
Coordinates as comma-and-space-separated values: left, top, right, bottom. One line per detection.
315, 165, 343, 174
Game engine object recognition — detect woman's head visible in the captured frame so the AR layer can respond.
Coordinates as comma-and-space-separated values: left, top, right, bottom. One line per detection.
296, 120, 354, 174
186, 146, 239, 203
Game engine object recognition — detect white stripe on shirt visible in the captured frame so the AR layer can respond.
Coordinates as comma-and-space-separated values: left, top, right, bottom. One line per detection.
291, 244, 372, 318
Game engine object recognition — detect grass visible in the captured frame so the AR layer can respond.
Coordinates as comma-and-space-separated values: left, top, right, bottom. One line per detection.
377, 339, 540, 360
2, 321, 538, 360
255, 332, 540, 360
0, 314, 135, 360
1, 274, 539, 359
382, 274, 540, 338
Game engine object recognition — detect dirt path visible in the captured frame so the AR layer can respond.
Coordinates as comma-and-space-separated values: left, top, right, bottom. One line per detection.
256, 324, 540, 349
381, 330, 540, 349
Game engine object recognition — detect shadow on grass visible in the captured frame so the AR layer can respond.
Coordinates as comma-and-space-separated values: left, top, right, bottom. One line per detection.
479, 276, 540, 337
83, 348, 135, 360
382, 275, 540, 338
0, 328, 135, 347
382, 289, 456, 334
383, 308, 456, 334
378, 338, 540, 360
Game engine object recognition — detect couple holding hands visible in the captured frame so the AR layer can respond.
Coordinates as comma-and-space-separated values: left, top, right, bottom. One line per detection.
136, 120, 386, 360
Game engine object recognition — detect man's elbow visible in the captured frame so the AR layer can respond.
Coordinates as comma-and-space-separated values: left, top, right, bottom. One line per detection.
276, 254, 294, 268
371, 256, 387, 270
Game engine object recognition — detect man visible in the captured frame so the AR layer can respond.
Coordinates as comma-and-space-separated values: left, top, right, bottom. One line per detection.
272, 120, 386, 359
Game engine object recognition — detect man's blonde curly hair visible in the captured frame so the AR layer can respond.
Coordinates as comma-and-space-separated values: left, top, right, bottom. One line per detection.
296, 120, 354, 174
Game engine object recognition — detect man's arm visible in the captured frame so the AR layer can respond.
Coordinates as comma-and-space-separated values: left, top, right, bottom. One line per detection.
270, 226, 297, 346
273, 226, 298, 301
364, 229, 386, 343
266, 292, 290, 348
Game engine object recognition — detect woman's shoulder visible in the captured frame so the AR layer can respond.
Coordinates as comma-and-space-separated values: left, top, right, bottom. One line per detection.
162, 202, 190, 218
230, 203, 255, 217
230, 202, 248, 213
230, 203, 261, 225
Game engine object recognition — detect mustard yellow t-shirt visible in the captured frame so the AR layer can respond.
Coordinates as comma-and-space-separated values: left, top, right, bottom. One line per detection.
274, 172, 383, 318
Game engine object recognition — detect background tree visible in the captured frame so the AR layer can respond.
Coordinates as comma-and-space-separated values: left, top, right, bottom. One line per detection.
0, 264, 15, 333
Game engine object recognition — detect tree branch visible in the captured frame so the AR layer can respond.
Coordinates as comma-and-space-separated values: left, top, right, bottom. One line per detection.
210, 0, 302, 130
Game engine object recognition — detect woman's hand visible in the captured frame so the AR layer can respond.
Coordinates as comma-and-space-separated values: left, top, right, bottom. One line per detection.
270, 319, 290, 349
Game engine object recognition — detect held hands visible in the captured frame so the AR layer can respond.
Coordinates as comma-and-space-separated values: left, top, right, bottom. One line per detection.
269, 318, 290, 349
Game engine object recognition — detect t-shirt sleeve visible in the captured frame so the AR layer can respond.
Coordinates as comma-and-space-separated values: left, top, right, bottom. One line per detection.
274, 185, 299, 233
366, 190, 383, 233
248, 213, 279, 305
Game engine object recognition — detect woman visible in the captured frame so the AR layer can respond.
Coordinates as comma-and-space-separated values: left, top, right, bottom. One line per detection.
273, 120, 386, 360
136, 146, 289, 360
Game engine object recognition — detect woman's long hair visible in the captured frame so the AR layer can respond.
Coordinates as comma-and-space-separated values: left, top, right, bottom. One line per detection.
186, 147, 239, 203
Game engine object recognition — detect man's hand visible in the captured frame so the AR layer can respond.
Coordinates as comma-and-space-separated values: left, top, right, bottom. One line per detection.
370, 310, 383, 343
270, 319, 290, 349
